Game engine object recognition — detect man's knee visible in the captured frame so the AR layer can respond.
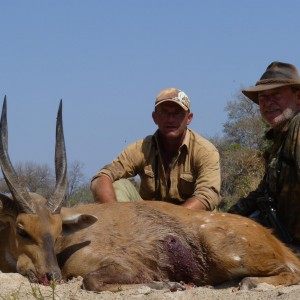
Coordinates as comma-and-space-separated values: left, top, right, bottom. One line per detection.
113, 179, 142, 202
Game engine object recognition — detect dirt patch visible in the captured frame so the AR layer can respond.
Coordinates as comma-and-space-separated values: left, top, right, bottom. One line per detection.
1, 272, 300, 299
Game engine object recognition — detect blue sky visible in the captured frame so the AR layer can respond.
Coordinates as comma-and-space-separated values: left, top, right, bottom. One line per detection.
1, 0, 300, 180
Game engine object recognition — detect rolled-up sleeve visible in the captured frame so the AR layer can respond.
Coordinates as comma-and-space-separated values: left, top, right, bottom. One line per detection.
92, 141, 143, 183
193, 148, 221, 210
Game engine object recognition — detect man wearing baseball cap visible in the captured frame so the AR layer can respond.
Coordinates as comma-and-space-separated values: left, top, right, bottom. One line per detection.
91, 88, 221, 211
228, 62, 300, 246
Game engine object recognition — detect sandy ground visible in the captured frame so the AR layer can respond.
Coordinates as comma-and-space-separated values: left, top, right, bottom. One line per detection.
1, 272, 300, 300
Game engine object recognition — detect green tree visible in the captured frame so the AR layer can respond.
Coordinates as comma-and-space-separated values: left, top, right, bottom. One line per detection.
223, 92, 268, 150
66, 183, 93, 207
65, 161, 94, 206
0, 160, 93, 207
212, 92, 268, 211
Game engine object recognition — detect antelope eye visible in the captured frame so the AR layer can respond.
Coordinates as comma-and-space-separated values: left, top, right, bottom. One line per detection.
16, 227, 31, 240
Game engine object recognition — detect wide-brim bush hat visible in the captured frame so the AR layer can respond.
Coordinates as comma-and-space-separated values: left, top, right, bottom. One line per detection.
155, 88, 190, 111
242, 62, 300, 104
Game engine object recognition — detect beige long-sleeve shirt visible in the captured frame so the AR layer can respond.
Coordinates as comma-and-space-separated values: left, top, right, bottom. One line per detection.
93, 129, 221, 210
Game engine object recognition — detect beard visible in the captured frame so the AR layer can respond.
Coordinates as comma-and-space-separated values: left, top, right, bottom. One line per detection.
274, 107, 296, 126
263, 106, 298, 128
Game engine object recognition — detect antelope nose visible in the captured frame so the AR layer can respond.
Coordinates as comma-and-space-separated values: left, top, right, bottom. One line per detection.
47, 271, 61, 282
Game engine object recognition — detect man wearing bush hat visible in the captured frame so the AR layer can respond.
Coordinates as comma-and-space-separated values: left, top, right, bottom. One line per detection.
91, 87, 221, 211
229, 62, 300, 248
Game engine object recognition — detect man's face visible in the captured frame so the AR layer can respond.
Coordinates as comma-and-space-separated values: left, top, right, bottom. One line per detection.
152, 102, 193, 140
258, 86, 300, 127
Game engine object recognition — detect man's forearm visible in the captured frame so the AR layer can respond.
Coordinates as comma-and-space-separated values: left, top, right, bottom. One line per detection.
90, 176, 117, 203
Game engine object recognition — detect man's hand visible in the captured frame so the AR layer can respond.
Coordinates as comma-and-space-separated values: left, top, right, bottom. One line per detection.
181, 197, 207, 211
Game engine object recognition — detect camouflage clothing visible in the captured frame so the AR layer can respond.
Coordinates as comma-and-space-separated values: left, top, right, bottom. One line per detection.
229, 112, 300, 244
92, 129, 221, 210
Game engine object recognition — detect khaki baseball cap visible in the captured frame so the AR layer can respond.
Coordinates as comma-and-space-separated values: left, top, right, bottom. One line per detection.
155, 88, 190, 111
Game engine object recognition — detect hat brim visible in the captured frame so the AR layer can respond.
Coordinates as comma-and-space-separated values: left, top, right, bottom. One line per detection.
155, 99, 189, 111
242, 83, 300, 104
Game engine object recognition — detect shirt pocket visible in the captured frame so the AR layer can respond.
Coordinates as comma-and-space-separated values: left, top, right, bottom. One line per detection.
179, 172, 195, 199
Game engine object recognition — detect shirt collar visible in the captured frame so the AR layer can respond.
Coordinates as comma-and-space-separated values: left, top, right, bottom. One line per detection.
152, 129, 190, 151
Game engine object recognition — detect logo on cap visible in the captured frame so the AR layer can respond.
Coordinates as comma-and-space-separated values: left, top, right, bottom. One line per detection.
177, 91, 190, 109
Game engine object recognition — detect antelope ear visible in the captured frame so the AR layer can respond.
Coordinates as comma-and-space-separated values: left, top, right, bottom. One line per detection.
0, 193, 17, 216
0, 194, 16, 230
60, 208, 98, 236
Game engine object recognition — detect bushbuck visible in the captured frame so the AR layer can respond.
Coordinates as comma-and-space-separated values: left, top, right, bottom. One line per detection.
1, 97, 300, 292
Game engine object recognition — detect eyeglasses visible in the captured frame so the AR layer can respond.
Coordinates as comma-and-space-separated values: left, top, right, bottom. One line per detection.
155, 111, 187, 119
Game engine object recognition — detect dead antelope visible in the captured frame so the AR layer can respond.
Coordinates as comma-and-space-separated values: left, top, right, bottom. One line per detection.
0, 97, 300, 292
